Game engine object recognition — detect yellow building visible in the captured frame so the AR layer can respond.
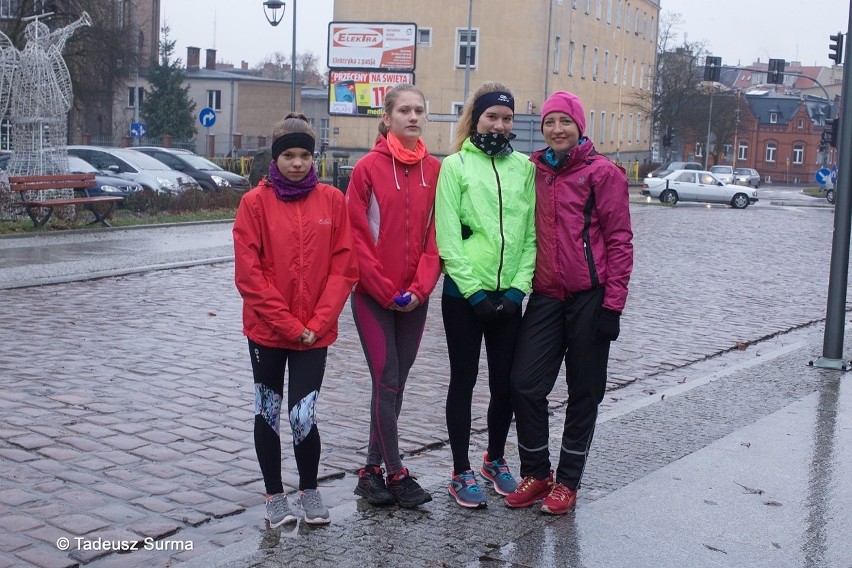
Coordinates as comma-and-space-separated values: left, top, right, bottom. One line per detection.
331, 0, 659, 161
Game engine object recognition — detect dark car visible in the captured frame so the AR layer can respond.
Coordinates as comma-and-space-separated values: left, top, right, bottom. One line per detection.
67, 155, 142, 198
134, 147, 250, 191
1, 153, 142, 198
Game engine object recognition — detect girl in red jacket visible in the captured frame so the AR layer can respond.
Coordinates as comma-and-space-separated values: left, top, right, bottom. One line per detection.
233, 113, 358, 527
346, 84, 442, 508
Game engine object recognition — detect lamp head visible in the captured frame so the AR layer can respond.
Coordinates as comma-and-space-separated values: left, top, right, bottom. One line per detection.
263, 0, 285, 27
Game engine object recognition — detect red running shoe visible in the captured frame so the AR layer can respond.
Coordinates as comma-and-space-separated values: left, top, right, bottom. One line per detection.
505, 471, 554, 508
540, 482, 577, 515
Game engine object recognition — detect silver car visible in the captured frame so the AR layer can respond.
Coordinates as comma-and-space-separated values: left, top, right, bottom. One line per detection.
734, 167, 761, 188
641, 169, 759, 209
67, 146, 199, 194
709, 165, 735, 184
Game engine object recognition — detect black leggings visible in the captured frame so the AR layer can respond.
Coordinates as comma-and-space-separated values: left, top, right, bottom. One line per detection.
442, 294, 521, 474
249, 338, 327, 494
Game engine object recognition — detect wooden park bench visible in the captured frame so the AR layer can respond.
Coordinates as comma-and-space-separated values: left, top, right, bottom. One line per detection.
8, 173, 123, 227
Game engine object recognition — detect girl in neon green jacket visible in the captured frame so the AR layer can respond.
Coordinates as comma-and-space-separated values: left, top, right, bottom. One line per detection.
435, 81, 536, 509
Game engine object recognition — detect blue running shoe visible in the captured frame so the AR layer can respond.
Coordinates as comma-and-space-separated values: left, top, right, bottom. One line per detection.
448, 470, 487, 508
480, 452, 518, 496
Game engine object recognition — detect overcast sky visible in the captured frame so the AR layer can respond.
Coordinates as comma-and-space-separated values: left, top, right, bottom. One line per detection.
162, 0, 849, 70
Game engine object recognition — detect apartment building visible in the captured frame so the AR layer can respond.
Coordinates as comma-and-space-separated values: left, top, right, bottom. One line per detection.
330, 0, 659, 160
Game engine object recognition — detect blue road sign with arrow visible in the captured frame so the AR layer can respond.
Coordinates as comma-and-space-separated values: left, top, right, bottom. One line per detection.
130, 122, 146, 137
816, 167, 832, 186
199, 107, 217, 128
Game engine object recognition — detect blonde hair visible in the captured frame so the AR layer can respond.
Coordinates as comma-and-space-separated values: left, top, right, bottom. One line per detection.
450, 81, 514, 153
377, 84, 426, 136
272, 112, 317, 140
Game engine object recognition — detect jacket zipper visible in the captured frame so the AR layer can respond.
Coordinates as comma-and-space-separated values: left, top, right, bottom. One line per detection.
492, 157, 505, 291
581, 189, 600, 289
404, 165, 411, 285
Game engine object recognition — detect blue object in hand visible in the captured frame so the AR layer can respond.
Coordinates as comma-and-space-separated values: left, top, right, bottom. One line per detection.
393, 290, 411, 307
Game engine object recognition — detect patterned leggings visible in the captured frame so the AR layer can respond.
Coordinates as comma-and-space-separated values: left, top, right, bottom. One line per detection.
249, 338, 327, 494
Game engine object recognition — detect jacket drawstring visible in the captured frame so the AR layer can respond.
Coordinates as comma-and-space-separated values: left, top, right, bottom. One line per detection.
392, 155, 401, 190
419, 158, 427, 187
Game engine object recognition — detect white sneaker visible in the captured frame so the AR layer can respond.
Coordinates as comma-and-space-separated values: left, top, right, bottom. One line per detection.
298, 489, 330, 525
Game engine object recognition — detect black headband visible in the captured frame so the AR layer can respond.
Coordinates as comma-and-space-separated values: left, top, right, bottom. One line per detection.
272, 132, 315, 159
471, 91, 515, 130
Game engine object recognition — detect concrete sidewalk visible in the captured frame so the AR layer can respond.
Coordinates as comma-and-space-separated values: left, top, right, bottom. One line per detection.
180, 324, 851, 568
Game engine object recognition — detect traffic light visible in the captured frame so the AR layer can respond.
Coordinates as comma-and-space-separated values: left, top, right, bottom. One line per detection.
767, 58, 785, 84
824, 118, 839, 148
703, 56, 721, 82
829, 32, 844, 64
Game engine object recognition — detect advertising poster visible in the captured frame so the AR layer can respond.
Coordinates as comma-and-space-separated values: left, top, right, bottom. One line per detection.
328, 23, 416, 71
328, 70, 415, 117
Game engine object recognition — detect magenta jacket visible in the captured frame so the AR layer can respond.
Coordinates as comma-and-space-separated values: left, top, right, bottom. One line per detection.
530, 139, 633, 312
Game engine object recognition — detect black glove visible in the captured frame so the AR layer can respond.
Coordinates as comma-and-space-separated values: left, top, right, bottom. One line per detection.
497, 297, 520, 318
472, 297, 500, 324
595, 308, 621, 342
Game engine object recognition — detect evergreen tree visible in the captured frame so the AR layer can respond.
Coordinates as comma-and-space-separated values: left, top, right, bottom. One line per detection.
141, 24, 196, 139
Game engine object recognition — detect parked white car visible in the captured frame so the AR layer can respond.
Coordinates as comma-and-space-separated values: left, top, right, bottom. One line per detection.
641, 169, 759, 208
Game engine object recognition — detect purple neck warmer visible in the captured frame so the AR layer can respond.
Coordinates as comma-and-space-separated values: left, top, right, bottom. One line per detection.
267, 161, 319, 202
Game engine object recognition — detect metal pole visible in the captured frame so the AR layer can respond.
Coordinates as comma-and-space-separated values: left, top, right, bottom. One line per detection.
704, 88, 714, 169
812, 1, 852, 371
291, 0, 297, 112
463, 0, 472, 103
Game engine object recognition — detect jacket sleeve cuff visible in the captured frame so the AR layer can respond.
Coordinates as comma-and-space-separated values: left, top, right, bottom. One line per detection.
468, 290, 487, 306
504, 288, 525, 306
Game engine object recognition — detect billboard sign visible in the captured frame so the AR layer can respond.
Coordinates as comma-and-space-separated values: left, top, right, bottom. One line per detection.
328, 22, 416, 71
328, 70, 414, 117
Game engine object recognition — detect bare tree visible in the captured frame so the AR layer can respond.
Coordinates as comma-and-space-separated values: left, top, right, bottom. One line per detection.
627, 11, 710, 157
255, 51, 327, 87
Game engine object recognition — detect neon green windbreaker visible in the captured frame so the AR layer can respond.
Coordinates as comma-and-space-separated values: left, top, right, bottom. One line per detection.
435, 138, 537, 299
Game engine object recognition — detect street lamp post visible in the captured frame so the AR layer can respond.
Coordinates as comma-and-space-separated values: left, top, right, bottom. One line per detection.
263, 0, 297, 113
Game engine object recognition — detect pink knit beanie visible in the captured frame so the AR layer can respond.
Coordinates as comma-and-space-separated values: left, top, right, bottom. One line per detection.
540, 91, 586, 137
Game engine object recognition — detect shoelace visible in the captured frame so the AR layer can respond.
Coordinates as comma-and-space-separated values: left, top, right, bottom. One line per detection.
459, 472, 482, 493
268, 495, 289, 517
549, 484, 573, 502
491, 460, 513, 481
517, 476, 543, 492
302, 491, 324, 510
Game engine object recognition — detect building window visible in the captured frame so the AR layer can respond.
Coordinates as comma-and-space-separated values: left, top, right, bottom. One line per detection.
616, 0, 622, 27
456, 28, 478, 68
738, 142, 748, 160
618, 113, 624, 144
568, 41, 575, 75
607, 0, 612, 23
610, 112, 616, 143
600, 112, 606, 143
765, 142, 777, 162
603, 51, 609, 83
0, 118, 10, 151
320, 118, 329, 142
585, 0, 591, 14
553, 36, 561, 74
631, 60, 636, 87
797, 118, 804, 130
581, 44, 587, 79
207, 90, 222, 111
589, 111, 595, 140
595, 0, 602, 19
634, 8, 640, 34
637, 112, 642, 142
639, 62, 644, 89
128, 86, 144, 108
792, 144, 804, 164
769, 111, 778, 124
592, 48, 599, 80
627, 113, 633, 144
613, 55, 619, 84
417, 28, 432, 46
695, 142, 703, 157
625, 4, 631, 31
